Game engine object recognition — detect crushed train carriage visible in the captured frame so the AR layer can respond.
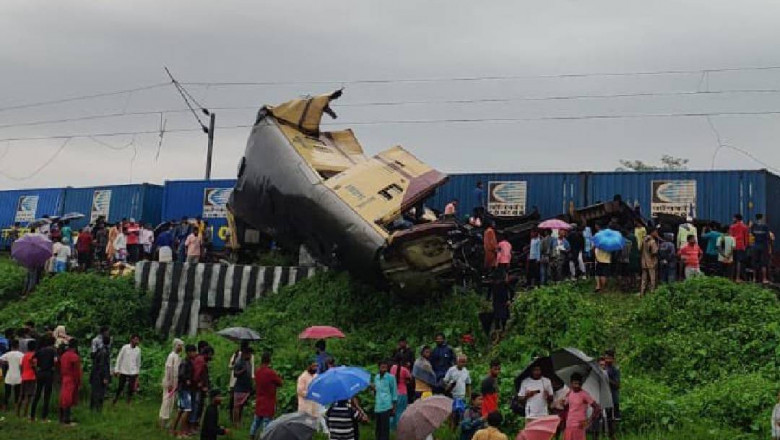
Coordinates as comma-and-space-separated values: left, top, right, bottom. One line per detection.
228, 91, 461, 292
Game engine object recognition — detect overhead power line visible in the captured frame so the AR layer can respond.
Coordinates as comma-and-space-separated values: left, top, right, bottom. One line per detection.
3, 64, 780, 114
0, 138, 72, 180
0, 83, 170, 113
7, 87, 780, 131
182, 65, 780, 87
5, 109, 780, 143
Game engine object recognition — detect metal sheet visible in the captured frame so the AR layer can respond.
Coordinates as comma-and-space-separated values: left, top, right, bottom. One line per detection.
586, 170, 768, 226
427, 172, 585, 221
764, 171, 780, 248
61, 184, 163, 230
162, 179, 237, 249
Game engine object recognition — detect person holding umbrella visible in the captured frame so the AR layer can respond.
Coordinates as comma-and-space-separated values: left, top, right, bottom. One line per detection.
231, 347, 253, 428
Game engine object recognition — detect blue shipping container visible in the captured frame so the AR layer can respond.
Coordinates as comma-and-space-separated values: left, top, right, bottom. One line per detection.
162, 179, 237, 249
61, 184, 163, 231
0, 187, 65, 249
428, 172, 584, 220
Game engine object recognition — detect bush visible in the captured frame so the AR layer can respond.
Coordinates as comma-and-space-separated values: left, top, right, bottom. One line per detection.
679, 372, 776, 435
626, 278, 780, 389
0, 272, 153, 341
500, 282, 609, 361
0, 257, 25, 304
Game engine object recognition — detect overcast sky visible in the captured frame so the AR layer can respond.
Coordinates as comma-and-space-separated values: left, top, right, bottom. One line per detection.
2, 0, 780, 189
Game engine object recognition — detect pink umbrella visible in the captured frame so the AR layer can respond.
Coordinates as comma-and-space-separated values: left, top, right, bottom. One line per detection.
537, 219, 573, 230
516, 415, 561, 440
298, 326, 345, 340
397, 395, 453, 440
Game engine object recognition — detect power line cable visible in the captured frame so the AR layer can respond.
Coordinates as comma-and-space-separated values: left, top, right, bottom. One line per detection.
0, 83, 169, 113
8, 87, 780, 130
0, 138, 72, 180
5, 108, 780, 143
4, 64, 780, 115
182, 65, 780, 87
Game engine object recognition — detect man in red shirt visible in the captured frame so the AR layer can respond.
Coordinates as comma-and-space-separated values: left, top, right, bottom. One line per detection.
678, 235, 703, 280
728, 213, 750, 282
249, 352, 283, 437
125, 219, 141, 263
190, 346, 213, 429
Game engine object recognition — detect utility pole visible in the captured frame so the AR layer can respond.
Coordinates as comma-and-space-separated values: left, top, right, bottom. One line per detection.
205, 112, 215, 179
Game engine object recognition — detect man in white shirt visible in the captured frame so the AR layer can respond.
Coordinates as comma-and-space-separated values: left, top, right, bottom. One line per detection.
0, 340, 24, 407
518, 365, 554, 419
443, 355, 472, 401
139, 224, 154, 261
159, 338, 184, 428
113, 334, 142, 405
55, 239, 72, 273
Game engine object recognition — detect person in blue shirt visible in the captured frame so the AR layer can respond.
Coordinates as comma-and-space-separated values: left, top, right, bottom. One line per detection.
372, 360, 397, 440
430, 333, 455, 385
701, 224, 723, 275
527, 230, 541, 288
315, 340, 331, 374
473, 181, 485, 217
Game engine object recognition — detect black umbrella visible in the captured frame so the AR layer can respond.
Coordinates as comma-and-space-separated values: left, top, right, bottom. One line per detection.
514, 356, 561, 393
217, 327, 262, 342
258, 412, 318, 440
154, 221, 172, 235
550, 348, 613, 409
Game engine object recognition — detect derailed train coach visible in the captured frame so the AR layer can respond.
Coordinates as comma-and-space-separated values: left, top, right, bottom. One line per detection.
229, 91, 459, 291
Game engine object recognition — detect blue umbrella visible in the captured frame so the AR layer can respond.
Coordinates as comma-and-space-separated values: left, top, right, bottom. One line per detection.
11, 233, 53, 269
593, 229, 626, 252
305, 366, 371, 405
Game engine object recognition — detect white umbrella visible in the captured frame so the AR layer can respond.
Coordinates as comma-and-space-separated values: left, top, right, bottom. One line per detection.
550, 348, 613, 409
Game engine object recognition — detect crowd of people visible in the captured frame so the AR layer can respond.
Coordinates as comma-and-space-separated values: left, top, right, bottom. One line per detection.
0, 325, 620, 440
16, 216, 215, 294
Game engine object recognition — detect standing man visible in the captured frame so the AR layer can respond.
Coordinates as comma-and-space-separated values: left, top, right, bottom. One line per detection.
677, 216, 698, 250
679, 235, 703, 280
315, 340, 331, 375
160, 338, 184, 428
443, 355, 472, 426
518, 365, 553, 420
139, 224, 155, 261
658, 233, 677, 284
125, 219, 141, 263
480, 360, 501, 418
185, 229, 202, 265
76, 227, 94, 272
496, 235, 512, 274
250, 351, 283, 438
701, 224, 723, 275
717, 226, 736, 279
190, 346, 214, 431
751, 213, 772, 284
91, 326, 110, 359
568, 224, 586, 280
729, 213, 750, 282
473, 181, 485, 218
430, 333, 455, 388
527, 229, 541, 288
90, 335, 111, 412
113, 334, 141, 405
391, 337, 415, 369
0, 339, 23, 410
640, 227, 660, 296
231, 348, 253, 428
155, 225, 175, 262
372, 359, 398, 440
603, 350, 621, 440
30, 335, 58, 422
58, 340, 82, 426
172, 345, 197, 436
297, 360, 319, 417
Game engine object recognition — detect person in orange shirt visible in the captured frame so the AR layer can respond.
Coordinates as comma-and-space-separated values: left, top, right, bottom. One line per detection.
678, 235, 703, 280
444, 199, 459, 218
483, 223, 498, 271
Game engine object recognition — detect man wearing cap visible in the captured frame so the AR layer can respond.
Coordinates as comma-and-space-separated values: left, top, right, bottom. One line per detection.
159, 338, 184, 429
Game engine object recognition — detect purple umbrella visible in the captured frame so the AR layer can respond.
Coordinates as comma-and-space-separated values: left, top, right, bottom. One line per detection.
11, 233, 53, 268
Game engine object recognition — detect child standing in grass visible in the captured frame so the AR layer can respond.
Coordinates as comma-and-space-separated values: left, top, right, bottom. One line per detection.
772, 391, 780, 439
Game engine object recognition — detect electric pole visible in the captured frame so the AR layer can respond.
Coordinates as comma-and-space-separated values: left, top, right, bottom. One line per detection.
205, 112, 215, 179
